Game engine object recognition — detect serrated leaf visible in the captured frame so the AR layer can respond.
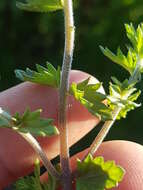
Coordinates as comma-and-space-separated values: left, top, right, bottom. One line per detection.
13, 108, 59, 137
101, 23, 143, 82
69, 79, 112, 121
70, 82, 84, 100
15, 160, 42, 190
128, 90, 141, 101
109, 83, 121, 98
15, 63, 61, 88
76, 154, 125, 190
111, 76, 122, 87
46, 62, 57, 75
87, 92, 107, 102
84, 83, 103, 100
16, 0, 63, 13
77, 77, 90, 91
100, 46, 135, 74
15, 159, 58, 190
108, 77, 141, 120
125, 23, 143, 57
125, 23, 137, 49
15, 176, 36, 190
88, 100, 112, 120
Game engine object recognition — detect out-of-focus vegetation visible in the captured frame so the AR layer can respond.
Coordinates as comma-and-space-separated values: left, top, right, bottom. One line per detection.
0, 0, 143, 150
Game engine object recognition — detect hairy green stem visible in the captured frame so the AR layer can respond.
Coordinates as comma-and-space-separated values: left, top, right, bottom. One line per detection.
85, 107, 121, 158
59, 0, 75, 189
19, 132, 60, 179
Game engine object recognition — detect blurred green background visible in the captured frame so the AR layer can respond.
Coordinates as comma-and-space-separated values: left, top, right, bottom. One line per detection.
0, 0, 143, 160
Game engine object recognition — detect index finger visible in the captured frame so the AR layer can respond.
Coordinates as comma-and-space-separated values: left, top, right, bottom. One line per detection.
0, 70, 103, 188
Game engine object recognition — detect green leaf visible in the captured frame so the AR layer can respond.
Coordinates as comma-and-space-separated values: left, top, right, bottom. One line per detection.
16, 0, 64, 13
108, 77, 141, 119
69, 82, 84, 100
15, 176, 36, 190
77, 77, 90, 91
84, 83, 104, 101
15, 63, 61, 88
125, 23, 137, 48
69, 79, 112, 121
15, 159, 58, 190
125, 23, 143, 57
100, 23, 143, 75
76, 154, 125, 190
128, 90, 141, 101
15, 159, 42, 190
100, 46, 135, 74
118, 100, 141, 119
13, 108, 59, 137
101, 23, 143, 79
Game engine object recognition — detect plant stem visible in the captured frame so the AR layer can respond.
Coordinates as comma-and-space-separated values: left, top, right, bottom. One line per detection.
83, 107, 121, 159
128, 60, 141, 85
84, 62, 141, 159
19, 132, 60, 179
59, 0, 75, 189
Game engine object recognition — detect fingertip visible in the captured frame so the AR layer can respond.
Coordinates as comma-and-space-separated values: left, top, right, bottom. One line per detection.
70, 140, 143, 190
95, 140, 143, 190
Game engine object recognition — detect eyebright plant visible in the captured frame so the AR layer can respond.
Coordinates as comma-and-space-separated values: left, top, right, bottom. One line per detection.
0, 0, 143, 189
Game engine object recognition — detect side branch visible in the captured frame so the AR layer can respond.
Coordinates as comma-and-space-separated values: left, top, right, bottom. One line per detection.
19, 132, 60, 179
85, 107, 121, 158
85, 62, 142, 159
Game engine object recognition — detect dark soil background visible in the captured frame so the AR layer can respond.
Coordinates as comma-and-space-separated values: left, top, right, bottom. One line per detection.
1, 0, 143, 189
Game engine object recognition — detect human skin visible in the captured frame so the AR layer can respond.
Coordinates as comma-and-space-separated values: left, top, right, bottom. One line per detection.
0, 70, 143, 189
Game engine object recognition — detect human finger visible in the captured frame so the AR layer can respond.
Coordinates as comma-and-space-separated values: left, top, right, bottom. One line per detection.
0, 70, 103, 188
41, 140, 143, 190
